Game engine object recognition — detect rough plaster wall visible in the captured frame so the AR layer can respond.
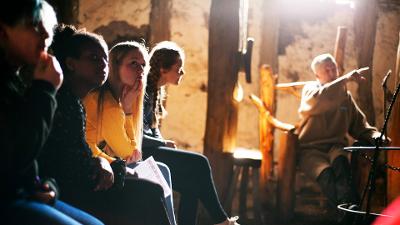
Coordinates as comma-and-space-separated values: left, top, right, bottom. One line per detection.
276, 5, 400, 134
159, 0, 210, 153
77, 0, 398, 156
78, 0, 150, 31
372, 8, 400, 129
277, 9, 358, 126
161, 0, 262, 153
236, 0, 262, 151
78, 0, 261, 154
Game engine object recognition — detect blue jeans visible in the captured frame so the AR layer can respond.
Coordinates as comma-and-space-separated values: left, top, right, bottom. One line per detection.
4, 199, 104, 225
128, 161, 176, 225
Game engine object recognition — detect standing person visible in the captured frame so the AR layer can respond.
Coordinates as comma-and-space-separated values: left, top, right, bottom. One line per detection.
296, 53, 387, 224
143, 41, 239, 225
0, 1, 103, 224
84, 41, 176, 225
38, 24, 171, 225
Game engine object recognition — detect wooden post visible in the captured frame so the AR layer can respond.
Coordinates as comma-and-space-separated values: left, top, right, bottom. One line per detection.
259, 0, 280, 73
47, 0, 79, 25
277, 130, 298, 222
259, 65, 276, 184
387, 32, 400, 203
353, 0, 377, 124
353, 0, 378, 195
334, 26, 347, 76
204, 0, 241, 196
149, 0, 172, 46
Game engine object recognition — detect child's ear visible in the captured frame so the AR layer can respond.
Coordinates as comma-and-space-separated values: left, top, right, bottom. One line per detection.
160, 68, 168, 74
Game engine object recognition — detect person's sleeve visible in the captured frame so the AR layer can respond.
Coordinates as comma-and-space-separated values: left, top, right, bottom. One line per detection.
299, 80, 347, 118
101, 106, 139, 160
83, 96, 115, 162
87, 140, 115, 163
348, 95, 380, 145
12, 80, 57, 173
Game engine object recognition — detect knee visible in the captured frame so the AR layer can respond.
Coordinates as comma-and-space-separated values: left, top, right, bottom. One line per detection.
333, 155, 349, 165
332, 155, 350, 172
137, 180, 164, 197
196, 154, 211, 174
157, 162, 171, 177
157, 162, 172, 185
317, 167, 335, 184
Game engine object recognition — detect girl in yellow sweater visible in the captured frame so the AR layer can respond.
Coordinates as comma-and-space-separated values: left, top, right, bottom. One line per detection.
83, 41, 176, 225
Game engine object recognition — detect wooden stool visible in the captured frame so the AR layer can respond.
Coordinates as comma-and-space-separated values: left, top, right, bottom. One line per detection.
225, 149, 264, 224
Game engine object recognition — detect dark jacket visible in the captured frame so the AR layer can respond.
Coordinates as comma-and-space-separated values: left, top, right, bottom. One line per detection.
0, 59, 57, 202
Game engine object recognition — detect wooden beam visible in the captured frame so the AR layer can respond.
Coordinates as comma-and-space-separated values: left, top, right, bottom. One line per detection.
387, 32, 400, 203
353, 0, 377, 125
204, 0, 241, 197
277, 130, 298, 222
258, 65, 276, 183
149, 0, 172, 46
47, 0, 79, 25
353, 0, 378, 197
334, 26, 347, 76
259, 0, 280, 73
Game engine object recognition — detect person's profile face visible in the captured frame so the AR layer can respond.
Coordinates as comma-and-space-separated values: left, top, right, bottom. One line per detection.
73, 43, 109, 89
160, 57, 185, 86
2, 19, 49, 66
315, 60, 338, 84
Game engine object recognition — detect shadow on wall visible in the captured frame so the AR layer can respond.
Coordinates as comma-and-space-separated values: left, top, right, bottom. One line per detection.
94, 20, 150, 47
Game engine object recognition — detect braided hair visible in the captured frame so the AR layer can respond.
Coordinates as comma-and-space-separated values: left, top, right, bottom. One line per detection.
147, 41, 185, 128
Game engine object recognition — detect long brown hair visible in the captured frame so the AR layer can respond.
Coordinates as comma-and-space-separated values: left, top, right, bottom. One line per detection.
147, 41, 184, 128
97, 41, 149, 150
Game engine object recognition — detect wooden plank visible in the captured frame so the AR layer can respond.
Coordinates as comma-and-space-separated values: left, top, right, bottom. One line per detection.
277, 130, 298, 222
353, 0, 378, 196
259, 65, 276, 184
353, 0, 377, 124
47, 0, 79, 25
334, 26, 348, 76
204, 0, 241, 197
149, 0, 172, 46
259, 0, 280, 73
387, 32, 400, 203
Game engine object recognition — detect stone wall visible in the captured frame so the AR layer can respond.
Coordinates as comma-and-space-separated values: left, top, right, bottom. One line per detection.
77, 0, 400, 155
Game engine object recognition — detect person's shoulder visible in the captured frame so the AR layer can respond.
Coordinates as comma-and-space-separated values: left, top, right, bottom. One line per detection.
302, 81, 319, 91
83, 90, 99, 105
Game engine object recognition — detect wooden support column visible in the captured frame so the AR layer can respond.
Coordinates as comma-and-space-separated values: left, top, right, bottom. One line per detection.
149, 0, 172, 46
354, 0, 377, 124
258, 0, 280, 205
47, 0, 79, 25
258, 65, 276, 188
334, 26, 347, 76
259, 0, 280, 72
204, 0, 241, 196
387, 32, 400, 203
277, 130, 298, 222
353, 0, 378, 194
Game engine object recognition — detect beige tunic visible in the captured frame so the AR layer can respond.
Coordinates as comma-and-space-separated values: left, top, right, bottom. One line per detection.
296, 78, 379, 179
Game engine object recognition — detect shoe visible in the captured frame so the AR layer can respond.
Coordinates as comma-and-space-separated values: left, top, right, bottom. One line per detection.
337, 204, 359, 225
215, 216, 240, 225
227, 216, 240, 225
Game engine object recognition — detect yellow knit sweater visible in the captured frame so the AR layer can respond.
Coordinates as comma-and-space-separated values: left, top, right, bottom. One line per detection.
83, 90, 138, 162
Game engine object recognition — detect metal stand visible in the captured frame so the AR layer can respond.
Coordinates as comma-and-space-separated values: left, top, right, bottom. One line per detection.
339, 79, 400, 225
